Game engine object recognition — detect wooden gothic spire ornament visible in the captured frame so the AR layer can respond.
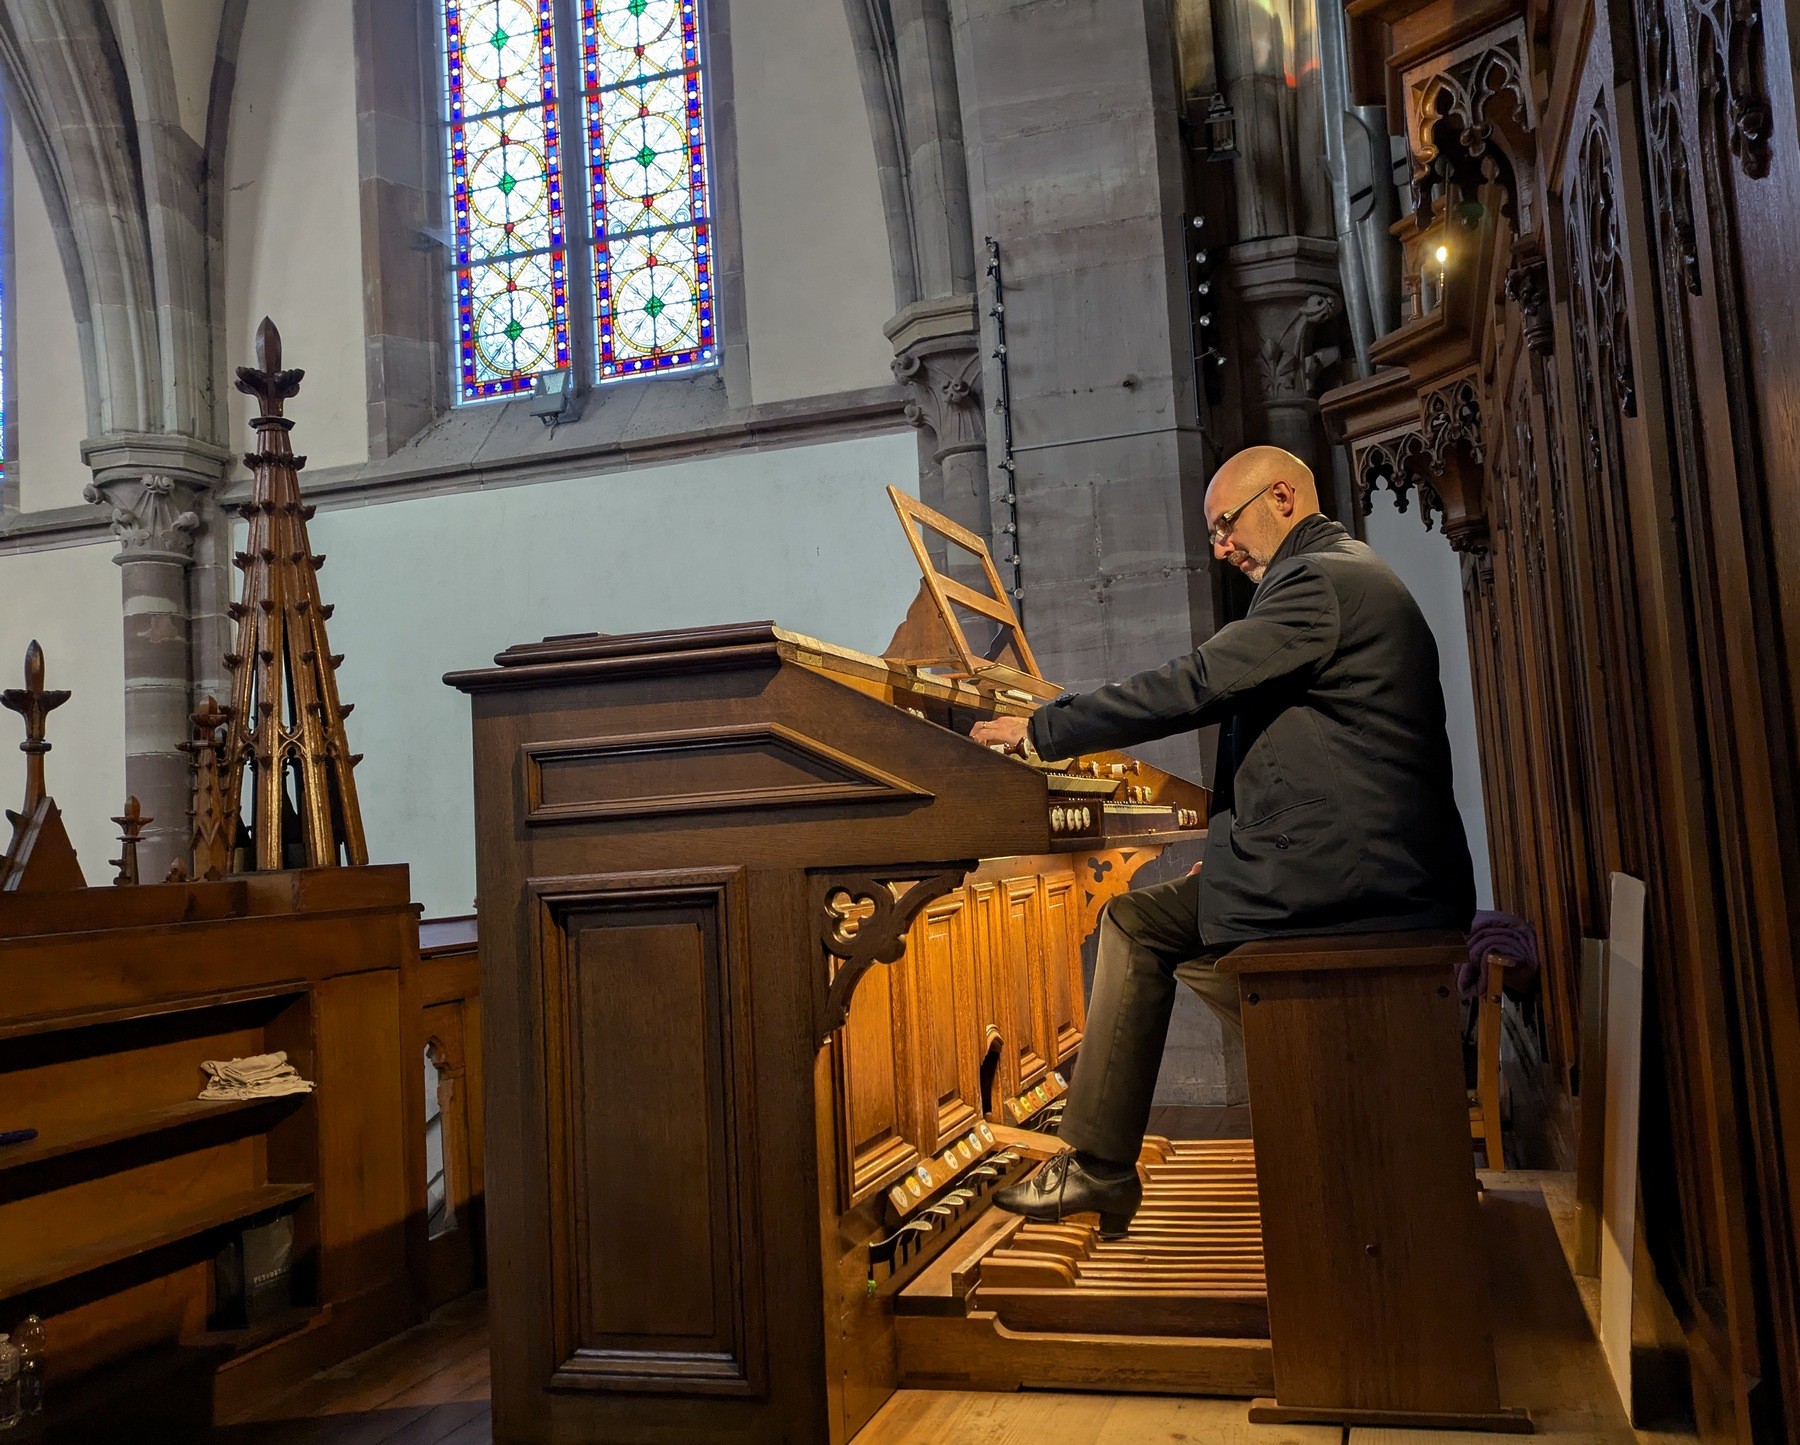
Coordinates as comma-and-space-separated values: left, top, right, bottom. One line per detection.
111, 797, 149, 885
0, 641, 87, 890
184, 694, 234, 879
215, 318, 368, 870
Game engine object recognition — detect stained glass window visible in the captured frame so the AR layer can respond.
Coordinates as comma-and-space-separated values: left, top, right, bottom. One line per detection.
441, 0, 715, 398
441, 0, 573, 399
580, 0, 715, 378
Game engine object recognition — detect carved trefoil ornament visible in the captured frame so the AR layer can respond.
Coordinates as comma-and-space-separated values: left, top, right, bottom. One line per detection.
817, 865, 976, 1039
1423, 377, 1484, 471
1352, 425, 1435, 523
1569, 111, 1638, 422
1351, 376, 1488, 553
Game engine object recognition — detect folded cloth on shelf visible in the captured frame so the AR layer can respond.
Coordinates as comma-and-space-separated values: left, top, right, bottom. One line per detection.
1460, 910, 1543, 998
199, 1050, 315, 1101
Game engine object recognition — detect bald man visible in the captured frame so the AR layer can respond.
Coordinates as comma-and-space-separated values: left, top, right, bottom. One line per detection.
972, 445, 1475, 1237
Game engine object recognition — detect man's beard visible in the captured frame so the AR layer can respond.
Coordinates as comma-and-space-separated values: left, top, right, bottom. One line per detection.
1229, 546, 1268, 582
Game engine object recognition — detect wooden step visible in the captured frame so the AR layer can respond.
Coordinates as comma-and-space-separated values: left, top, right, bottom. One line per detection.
896, 1306, 1274, 1396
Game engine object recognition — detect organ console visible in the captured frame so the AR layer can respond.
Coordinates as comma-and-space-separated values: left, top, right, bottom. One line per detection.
449, 490, 1518, 1442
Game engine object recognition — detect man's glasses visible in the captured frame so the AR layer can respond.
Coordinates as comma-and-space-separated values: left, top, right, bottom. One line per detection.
1208, 482, 1275, 547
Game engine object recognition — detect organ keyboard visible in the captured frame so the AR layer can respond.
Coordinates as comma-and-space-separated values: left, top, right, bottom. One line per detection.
449, 494, 1265, 1445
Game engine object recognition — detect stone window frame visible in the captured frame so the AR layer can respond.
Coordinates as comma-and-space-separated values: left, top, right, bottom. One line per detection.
0, 97, 16, 519
355, 0, 753, 466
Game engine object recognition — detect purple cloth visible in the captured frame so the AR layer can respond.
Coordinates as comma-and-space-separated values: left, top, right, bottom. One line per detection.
1461, 910, 1542, 998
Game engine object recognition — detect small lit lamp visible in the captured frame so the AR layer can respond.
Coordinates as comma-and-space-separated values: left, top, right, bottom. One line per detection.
1422, 237, 1450, 314
529, 369, 581, 427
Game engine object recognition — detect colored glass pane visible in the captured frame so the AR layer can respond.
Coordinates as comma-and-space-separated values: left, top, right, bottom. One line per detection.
582, 0, 716, 378
0, 220, 7, 487
442, 0, 571, 399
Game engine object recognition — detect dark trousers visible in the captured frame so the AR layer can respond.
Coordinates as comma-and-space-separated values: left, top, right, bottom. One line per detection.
1055, 876, 1239, 1165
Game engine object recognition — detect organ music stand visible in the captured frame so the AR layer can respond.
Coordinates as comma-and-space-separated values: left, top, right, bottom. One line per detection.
882, 486, 1062, 701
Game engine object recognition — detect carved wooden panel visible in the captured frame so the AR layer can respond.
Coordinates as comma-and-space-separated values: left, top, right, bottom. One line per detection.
1560, 7, 1778, 1428
904, 893, 984, 1155
831, 942, 923, 1207
1040, 872, 1086, 1065
998, 878, 1055, 1094
968, 879, 1049, 1109
523, 723, 927, 824
1627, 0, 1800, 1422
533, 870, 766, 1396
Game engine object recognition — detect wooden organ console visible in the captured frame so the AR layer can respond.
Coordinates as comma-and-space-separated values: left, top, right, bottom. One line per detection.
451, 491, 1517, 1443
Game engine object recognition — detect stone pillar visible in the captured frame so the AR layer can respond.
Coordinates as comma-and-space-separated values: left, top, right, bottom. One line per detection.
951, 0, 1212, 780
886, 295, 988, 560
1230, 236, 1345, 490
83, 435, 233, 880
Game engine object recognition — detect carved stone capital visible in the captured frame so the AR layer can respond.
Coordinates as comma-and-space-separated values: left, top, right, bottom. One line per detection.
84, 474, 208, 564
886, 295, 985, 463
81, 432, 233, 567
1244, 289, 1344, 403
1226, 238, 1346, 409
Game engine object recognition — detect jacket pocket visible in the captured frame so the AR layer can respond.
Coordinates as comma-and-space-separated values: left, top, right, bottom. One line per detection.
1233, 793, 1327, 832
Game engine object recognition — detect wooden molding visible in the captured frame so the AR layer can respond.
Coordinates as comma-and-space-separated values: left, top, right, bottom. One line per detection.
529, 867, 768, 1398
817, 866, 976, 1041
521, 722, 932, 825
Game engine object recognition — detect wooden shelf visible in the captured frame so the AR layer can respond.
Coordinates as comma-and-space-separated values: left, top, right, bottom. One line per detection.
0, 1182, 315, 1301
0, 1096, 302, 1175
0, 981, 307, 1042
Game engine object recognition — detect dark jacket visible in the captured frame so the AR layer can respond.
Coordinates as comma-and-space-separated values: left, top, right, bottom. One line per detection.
1028, 514, 1476, 943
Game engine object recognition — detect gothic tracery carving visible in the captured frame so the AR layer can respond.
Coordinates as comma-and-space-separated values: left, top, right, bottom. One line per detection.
1352, 427, 1429, 519
1640, 0, 1705, 296
1693, 0, 1773, 180
1407, 24, 1535, 223
1423, 377, 1484, 473
1568, 113, 1637, 423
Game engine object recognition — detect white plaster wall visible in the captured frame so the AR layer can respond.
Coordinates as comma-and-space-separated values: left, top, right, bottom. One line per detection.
0, 544, 127, 878
224, 0, 366, 473
161, 0, 227, 141
306, 431, 919, 916
733, 0, 898, 403
13, 132, 92, 513
1362, 491, 1496, 908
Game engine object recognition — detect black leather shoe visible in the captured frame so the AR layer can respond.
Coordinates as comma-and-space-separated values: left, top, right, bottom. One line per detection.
992, 1149, 1142, 1240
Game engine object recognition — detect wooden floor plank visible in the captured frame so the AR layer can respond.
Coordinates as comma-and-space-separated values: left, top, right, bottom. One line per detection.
857, 1390, 1334, 1444
206, 1177, 1683, 1445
